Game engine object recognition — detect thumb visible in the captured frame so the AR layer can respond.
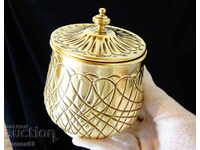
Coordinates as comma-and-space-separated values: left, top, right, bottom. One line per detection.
142, 66, 194, 122
72, 129, 141, 150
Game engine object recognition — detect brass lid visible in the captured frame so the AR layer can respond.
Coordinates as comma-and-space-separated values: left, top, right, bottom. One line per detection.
50, 8, 147, 63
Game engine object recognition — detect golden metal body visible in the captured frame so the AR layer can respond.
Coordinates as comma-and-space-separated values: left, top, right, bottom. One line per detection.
44, 8, 147, 138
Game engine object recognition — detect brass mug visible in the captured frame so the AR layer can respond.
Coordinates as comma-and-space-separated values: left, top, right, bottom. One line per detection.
44, 8, 147, 138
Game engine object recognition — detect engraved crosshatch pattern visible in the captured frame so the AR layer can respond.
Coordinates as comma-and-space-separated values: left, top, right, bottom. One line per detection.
44, 54, 144, 138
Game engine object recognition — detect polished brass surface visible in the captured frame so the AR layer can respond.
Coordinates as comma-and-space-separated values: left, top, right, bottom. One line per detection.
92, 8, 110, 34
44, 8, 147, 138
50, 8, 146, 63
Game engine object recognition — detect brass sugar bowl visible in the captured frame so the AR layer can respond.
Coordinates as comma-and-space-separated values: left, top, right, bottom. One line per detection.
44, 8, 147, 139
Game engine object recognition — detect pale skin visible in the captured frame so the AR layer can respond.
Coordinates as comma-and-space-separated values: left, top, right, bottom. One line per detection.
72, 67, 196, 150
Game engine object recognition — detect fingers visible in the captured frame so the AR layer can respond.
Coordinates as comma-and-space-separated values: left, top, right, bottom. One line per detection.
135, 110, 159, 150
141, 67, 196, 150
143, 66, 195, 122
72, 130, 141, 150
73, 137, 113, 150
111, 129, 141, 150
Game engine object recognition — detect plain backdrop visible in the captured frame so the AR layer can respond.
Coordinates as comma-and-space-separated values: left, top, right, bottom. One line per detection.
5, 0, 195, 150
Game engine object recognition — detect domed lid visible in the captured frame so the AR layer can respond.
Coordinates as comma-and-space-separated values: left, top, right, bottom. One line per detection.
50, 8, 147, 63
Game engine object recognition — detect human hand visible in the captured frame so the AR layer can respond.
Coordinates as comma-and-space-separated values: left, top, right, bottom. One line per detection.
72, 67, 196, 150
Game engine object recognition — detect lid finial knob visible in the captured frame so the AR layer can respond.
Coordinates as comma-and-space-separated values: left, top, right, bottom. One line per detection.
92, 8, 110, 34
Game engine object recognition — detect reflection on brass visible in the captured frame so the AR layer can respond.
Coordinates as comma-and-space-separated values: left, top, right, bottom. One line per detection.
44, 8, 147, 138
92, 8, 110, 34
